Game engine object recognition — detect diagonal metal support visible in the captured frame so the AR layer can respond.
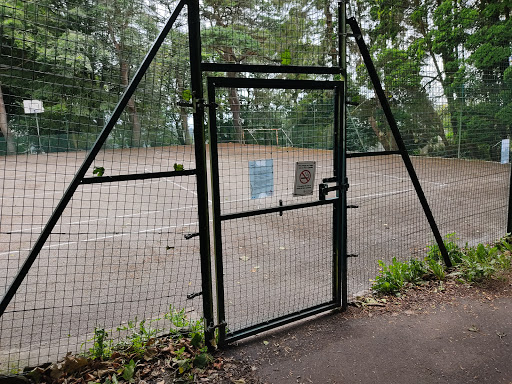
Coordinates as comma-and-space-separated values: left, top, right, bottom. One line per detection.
346, 17, 452, 268
0, 0, 187, 319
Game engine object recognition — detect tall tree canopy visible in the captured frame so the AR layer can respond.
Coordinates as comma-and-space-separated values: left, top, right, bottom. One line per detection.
0, 0, 510, 160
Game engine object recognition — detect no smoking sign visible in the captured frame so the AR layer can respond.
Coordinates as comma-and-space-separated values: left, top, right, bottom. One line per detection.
293, 161, 316, 196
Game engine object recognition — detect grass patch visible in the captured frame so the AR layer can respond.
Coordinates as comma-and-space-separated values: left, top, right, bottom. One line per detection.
372, 234, 512, 295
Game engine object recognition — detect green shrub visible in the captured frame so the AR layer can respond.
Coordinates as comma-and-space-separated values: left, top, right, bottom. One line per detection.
372, 257, 424, 294
458, 243, 499, 282
405, 259, 428, 282
373, 235, 512, 296
426, 233, 464, 265
427, 258, 446, 280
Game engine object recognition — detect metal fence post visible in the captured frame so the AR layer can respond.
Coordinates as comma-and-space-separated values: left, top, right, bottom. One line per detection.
338, 0, 348, 310
507, 162, 512, 234
187, 0, 215, 350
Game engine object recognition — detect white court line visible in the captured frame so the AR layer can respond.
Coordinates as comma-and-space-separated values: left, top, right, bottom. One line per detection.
0, 177, 177, 201
349, 169, 448, 187
0, 222, 200, 257
143, 167, 212, 204
9, 204, 199, 234
350, 188, 415, 200
7, 167, 201, 234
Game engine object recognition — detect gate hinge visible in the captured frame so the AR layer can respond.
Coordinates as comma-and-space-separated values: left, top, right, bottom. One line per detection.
347, 254, 358, 258
184, 232, 200, 240
206, 321, 227, 332
195, 98, 218, 110
178, 98, 218, 112
187, 291, 202, 300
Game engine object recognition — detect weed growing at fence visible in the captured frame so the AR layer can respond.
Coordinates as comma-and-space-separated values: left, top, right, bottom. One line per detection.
87, 328, 112, 360
115, 318, 161, 357
19, 304, 218, 382
426, 233, 464, 265
82, 305, 204, 360
39, 305, 213, 383
372, 234, 512, 295
372, 257, 426, 294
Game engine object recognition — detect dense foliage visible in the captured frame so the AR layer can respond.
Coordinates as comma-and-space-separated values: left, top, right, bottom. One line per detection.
0, 0, 510, 159
351, 0, 512, 158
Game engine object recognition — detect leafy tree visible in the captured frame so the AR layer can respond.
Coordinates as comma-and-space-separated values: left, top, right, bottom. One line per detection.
461, 0, 512, 160
0, 0, 47, 154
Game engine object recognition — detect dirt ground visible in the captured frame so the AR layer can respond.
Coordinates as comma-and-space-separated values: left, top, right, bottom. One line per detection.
224, 275, 512, 384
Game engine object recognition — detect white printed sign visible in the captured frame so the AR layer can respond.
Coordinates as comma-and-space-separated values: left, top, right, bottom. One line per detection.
23, 100, 44, 114
293, 161, 316, 196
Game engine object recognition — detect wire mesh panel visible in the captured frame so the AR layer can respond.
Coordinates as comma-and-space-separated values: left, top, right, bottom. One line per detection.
208, 79, 342, 338
345, 155, 428, 296
0, 0, 206, 373
200, 0, 338, 67
345, 0, 511, 297
220, 207, 334, 331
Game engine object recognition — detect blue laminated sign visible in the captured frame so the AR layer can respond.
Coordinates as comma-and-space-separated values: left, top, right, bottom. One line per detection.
249, 159, 274, 199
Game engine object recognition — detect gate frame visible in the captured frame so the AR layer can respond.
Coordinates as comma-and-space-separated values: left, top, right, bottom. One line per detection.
206, 77, 346, 345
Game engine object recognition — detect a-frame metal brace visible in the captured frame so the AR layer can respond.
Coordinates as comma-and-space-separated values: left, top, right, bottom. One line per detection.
0, 0, 216, 350
346, 17, 452, 268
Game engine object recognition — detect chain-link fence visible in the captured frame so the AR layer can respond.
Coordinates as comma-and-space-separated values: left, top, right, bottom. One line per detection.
0, 0, 511, 374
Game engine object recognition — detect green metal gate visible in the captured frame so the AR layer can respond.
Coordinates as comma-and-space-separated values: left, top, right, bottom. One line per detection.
206, 77, 347, 344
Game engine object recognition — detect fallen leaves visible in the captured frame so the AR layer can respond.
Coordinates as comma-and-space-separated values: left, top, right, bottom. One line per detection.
22, 336, 261, 384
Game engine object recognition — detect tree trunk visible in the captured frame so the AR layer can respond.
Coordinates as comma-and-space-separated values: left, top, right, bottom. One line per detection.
324, 1, 337, 67
176, 72, 191, 145
120, 61, 142, 147
227, 71, 244, 144
108, 20, 142, 148
0, 84, 16, 155
369, 114, 397, 151
413, 12, 453, 149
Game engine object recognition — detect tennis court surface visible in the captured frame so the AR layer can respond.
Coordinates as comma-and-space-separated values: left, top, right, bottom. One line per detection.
0, 144, 508, 370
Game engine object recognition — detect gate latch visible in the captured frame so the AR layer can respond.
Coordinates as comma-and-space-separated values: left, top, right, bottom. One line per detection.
206, 321, 227, 332
319, 178, 349, 201
187, 291, 202, 300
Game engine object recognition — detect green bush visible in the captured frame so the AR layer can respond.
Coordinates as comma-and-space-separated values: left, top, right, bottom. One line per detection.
372, 257, 427, 294
427, 258, 446, 280
458, 243, 498, 282
372, 236, 512, 295
426, 233, 464, 265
